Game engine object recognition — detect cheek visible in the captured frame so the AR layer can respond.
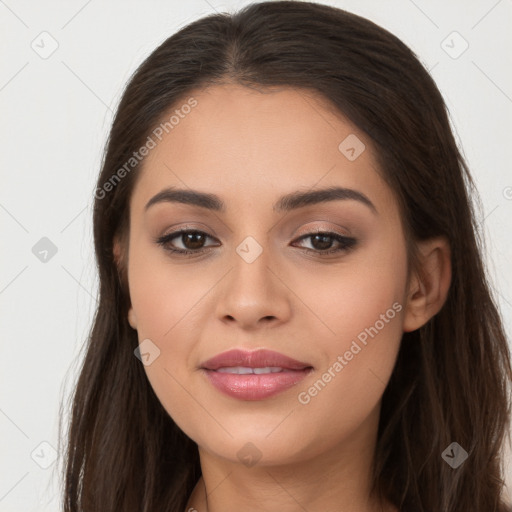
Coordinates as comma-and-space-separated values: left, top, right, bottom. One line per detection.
127, 240, 217, 418
305, 228, 407, 345
296, 235, 406, 424
127, 237, 209, 339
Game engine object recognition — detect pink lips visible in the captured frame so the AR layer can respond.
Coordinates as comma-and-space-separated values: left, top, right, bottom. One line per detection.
200, 348, 313, 400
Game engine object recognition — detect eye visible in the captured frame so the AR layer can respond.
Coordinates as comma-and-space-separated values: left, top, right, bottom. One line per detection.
292, 231, 357, 255
155, 229, 219, 255
154, 229, 357, 257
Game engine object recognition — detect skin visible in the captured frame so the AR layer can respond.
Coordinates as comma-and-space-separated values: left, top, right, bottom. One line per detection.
114, 83, 451, 512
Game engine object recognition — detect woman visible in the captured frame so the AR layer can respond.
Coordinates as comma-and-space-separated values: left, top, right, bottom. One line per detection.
60, 1, 512, 511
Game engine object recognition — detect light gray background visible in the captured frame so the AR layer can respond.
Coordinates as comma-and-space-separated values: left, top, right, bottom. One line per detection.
1, 0, 511, 510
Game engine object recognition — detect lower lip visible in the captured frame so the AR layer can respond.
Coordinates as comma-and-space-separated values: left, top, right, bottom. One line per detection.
201, 368, 312, 400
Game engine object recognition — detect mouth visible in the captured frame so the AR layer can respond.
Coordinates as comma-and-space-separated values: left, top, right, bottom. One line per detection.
200, 348, 314, 400
215, 366, 293, 374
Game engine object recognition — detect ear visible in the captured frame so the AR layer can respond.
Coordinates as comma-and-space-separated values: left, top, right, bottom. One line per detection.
113, 234, 137, 330
127, 307, 138, 330
402, 236, 451, 333
113, 234, 123, 270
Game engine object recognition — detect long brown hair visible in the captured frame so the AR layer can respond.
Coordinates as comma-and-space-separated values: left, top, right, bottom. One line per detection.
58, 1, 512, 510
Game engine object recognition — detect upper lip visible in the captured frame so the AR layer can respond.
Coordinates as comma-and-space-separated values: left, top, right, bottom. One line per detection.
200, 349, 312, 371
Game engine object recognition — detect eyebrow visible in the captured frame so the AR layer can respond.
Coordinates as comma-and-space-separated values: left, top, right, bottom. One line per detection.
144, 186, 378, 215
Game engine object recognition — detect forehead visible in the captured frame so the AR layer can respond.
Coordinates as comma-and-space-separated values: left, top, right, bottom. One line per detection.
130, 84, 397, 220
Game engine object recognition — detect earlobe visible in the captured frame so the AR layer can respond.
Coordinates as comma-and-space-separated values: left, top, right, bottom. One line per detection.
128, 308, 137, 330
402, 236, 452, 333
113, 235, 123, 269
113, 234, 136, 329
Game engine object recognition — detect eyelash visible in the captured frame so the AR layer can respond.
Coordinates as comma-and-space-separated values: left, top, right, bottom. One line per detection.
154, 229, 357, 257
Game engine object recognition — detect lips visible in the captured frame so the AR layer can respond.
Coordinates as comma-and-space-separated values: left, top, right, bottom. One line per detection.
200, 348, 313, 400
200, 348, 312, 371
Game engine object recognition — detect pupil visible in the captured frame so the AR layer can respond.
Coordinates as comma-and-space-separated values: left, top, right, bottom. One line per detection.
184, 232, 204, 249
180, 233, 335, 251
312, 234, 333, 250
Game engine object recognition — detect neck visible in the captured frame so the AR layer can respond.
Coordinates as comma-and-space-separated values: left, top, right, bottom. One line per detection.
185, 411, 396, 512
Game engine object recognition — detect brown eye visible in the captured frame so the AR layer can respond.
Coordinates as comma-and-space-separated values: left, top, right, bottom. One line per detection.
293, 232, 357, 255
154, 229, 356, 257
180, 232, 207, 250
155, 230, 219, 255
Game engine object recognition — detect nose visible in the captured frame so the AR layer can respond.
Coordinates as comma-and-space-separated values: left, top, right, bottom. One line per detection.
214, 243, 292, 330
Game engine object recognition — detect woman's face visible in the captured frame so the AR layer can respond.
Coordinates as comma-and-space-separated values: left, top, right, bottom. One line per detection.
123, 84, 410, 466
